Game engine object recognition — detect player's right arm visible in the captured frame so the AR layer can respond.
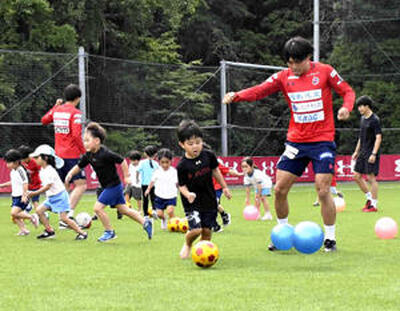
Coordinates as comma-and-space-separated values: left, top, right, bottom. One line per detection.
64, 165, 81, 185
178, 185, 196, 203
223, 72, 282, 104
41, 98, 63, 125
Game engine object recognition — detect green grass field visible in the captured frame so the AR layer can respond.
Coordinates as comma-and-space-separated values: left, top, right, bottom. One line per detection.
1, 183, 400, 311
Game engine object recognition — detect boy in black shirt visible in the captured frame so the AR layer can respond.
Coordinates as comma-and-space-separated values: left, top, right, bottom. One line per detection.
352, 96, 382, 212
65, 122, 153, 242
177, 120, 232, 259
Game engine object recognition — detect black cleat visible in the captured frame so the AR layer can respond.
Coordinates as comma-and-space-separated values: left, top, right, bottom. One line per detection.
324, 239, 337, 252
75, 232, 88, 240
92, 215, 98, 221
221, 212, 231, 226
212, 223, 224, 233
117, 211, 123, 220
37, 230, 55, 239
268, 243, 277, 251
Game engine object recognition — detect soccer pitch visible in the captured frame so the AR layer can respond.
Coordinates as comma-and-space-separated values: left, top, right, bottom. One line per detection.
1, 183, 399, 311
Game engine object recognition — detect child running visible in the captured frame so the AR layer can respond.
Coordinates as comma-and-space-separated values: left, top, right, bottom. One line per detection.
144, 148, 178, 230
65, 122, 152, 242
241, 157, 273, 220
176, 120, 232, 259
0, 149, 39, 235
27, 145, 88, 240
138, 145, 159, 217
17, 145, 42, 213
124, 150, 143, 213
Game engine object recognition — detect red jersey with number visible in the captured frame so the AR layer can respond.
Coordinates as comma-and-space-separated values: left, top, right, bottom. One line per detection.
213, 163, 230, 190
22, 158, 41, 190
41, 103, 86, 158
233, 62, 355, 143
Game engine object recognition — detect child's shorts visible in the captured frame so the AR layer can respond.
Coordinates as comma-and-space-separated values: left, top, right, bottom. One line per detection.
215, 189, 223, 203
98, 183, 126, 207
30, 189, 40, 203
255, 187, 272, 196
124, 184, 142, 200
43, 190, 70, 213
154, 196, 176, 210
11, 196, 29, 210
184, 207, 218, 230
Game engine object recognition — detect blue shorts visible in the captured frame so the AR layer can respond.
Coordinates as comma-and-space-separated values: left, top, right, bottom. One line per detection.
57, 158, 86, 183
277, 141, 336, 177
154, 196, 176, 210
184, 208, 218, 230
98, 183, 126, 207
255, 188, 271, 196
11, 196, 29, 210
30, 190, 40, 203
215, 189, 223, 203
43, 190, 70, 214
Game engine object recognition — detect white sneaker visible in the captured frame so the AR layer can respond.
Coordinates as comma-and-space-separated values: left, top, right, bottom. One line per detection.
161, 218, 167, 230
261, 213, 273, 221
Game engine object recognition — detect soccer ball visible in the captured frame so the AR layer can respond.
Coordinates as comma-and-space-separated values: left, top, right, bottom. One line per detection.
179, 218, 189, 233
76, 212, 92, 229
167, 217, 180, 232
191, 240, 219, 268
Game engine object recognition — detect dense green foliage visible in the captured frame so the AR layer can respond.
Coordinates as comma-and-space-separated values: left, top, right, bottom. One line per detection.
0, 1, 399, 155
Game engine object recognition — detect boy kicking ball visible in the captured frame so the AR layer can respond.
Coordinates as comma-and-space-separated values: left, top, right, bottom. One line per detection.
176, 120, 231, 259
65, 122, 152, 242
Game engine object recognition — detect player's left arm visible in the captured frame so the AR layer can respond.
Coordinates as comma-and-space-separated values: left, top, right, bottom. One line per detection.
327, 66, 355, 120
212, 168, 232, 199
369, 134, 382, 164
21, 182, 29, 203
120, 159, 131, 185
28, 184, 51, 198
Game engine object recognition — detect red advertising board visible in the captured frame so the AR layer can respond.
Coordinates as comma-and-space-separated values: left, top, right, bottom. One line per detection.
0, 155, 399, 192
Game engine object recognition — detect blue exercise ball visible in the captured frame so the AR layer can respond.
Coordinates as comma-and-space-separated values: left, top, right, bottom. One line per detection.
293, 221, 324, 254
271, 224, 294, 250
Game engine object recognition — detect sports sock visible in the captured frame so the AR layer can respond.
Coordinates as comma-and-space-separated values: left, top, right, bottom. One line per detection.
365, 192, 372, 201
324, 224, 336, 241
371, 199, 378, 207
68, 210, 74, 218
277, 217, 288, 225
330, 186, 338, 195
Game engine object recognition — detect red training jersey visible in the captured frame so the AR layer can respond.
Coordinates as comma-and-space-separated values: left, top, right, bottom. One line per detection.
234, 62, 355, 143
22, 158, 41, 190
41, 103, 86, 159
213, 163, 230, 190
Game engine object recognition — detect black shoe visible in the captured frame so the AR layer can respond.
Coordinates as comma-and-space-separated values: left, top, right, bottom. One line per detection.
75, 232, 88, 240
37, 230, 55, 239
268, 243, 277, 251
221, 212, 231, 226
337, 191, 344, 198
92, 215, 98, 221
117, 211, 123, 220
59, 220, 69, 230
212, 223, 223, 233
324, 239, 337, 252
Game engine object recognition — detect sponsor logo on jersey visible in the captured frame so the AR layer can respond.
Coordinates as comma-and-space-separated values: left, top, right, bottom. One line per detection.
312, 76, 320, 85
293, 110, 325, 123
288, 89, 322, 102
319, 152, 333, 159
292, 100, 323, 113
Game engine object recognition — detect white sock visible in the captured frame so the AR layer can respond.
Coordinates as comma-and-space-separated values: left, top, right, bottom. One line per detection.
68, 210, 74, 218
324, 225, 336, 241
365, 192, 372, 201
330, 186, 337, 195
277, 217, 288, 225
371, 199, 378, 207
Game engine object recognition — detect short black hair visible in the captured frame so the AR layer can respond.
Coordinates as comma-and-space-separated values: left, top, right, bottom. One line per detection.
177, 120, 203, 143
39, 154, 56, 168
144, 145, 158, 157
157, 148, 173, 160
356, 95, 374, 109
283, 36, 314, 63
241, 157, 254, 167
64, 84, 81, 101
127, 150, 142, 161
17, 145, 33, 159
85, 122, 106, 143
4, 149, 22, 163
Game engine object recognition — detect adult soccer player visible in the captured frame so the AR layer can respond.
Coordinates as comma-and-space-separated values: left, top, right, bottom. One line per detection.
352, 95, 382, 212
41, 84, 87, 227
223, 36, 355, 252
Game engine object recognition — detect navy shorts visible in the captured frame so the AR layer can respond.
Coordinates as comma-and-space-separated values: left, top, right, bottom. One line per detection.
98, 183, 126, 207
57, 158, 86, 183
215, 189, 223, 204
154, 196, 176, 210
354, 155, 380, 176
11, 196, 29, 210
277, 141, 336, 177
31, 194, 40, 202
184, 208, 218, 230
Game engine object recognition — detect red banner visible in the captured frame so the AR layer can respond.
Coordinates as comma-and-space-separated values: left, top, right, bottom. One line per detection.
1, 155, 399, 192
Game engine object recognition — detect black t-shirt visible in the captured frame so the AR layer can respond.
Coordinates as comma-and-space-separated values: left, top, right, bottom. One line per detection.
177, 149, 218, 211
78, 145, 124, 188
359, 113, 382, 157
